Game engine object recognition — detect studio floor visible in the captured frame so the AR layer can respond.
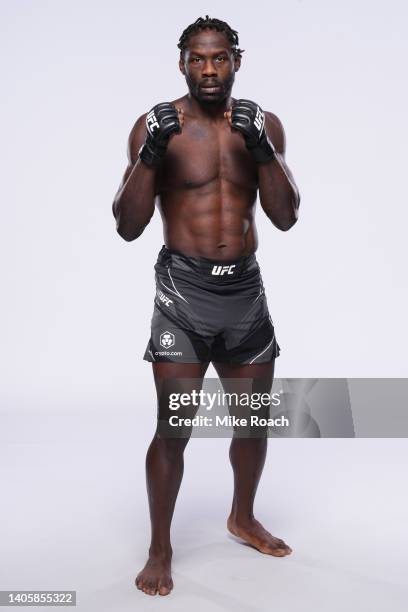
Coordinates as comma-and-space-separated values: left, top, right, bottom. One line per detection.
1, 400, 407, 611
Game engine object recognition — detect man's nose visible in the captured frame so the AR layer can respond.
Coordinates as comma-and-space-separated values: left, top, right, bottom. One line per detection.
202, 60, 217, 76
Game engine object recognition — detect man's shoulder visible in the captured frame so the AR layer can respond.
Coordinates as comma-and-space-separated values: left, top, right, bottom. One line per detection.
265, 110, 284, 129
264, 110, 286, 154
171, 94, 188, 104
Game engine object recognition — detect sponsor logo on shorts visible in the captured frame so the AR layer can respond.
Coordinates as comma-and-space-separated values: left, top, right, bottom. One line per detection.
154, 350, 183, 357
160, 331, 175, 348
155, 331, 183, 357
211, 264, 236, 276
156, 289, 173, 307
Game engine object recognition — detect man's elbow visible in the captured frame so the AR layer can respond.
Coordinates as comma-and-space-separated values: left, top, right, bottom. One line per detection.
277, 206, 299, 231
279, 216, 298, 231
112, 203, 148, 241
116, 224, 146, 242
281, 194, 300, 231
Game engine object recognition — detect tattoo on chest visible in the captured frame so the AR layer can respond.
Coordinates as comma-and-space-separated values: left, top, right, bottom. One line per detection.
186, 124, 208, 141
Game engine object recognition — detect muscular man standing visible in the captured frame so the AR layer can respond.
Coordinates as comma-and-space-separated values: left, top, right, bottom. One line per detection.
112, 16, 300, 597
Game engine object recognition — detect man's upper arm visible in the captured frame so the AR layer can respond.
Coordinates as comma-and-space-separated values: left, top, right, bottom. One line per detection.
262, 111, 300, 216
127, 113, 148, 164
116, 114, 148, 190
265, 111, 286, 157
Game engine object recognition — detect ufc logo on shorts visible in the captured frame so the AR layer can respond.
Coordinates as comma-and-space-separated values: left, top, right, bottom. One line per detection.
146, 109, 159, 133
157, 289, 173, 307
254, 107, 264, 133
211, 264, 236, 276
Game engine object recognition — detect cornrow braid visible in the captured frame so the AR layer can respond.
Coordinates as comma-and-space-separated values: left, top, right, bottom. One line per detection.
177, 15, 244, 60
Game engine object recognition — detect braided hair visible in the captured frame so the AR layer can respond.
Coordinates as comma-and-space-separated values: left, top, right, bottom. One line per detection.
177, 16, 244, 60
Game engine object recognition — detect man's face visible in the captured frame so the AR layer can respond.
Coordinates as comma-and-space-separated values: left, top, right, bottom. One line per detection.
179, 29, 241, 104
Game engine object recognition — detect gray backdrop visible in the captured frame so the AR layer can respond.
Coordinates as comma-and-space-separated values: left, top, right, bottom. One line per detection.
1, 1, 407, 610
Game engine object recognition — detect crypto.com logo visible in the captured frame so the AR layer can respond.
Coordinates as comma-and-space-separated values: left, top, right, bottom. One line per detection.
160, 331, 175, 349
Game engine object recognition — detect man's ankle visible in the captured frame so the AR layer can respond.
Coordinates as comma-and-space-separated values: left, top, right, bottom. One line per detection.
148, 544, 173, 559
229, 511, 255, 525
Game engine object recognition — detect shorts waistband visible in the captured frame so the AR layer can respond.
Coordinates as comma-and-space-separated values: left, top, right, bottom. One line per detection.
156, 245, 258, 280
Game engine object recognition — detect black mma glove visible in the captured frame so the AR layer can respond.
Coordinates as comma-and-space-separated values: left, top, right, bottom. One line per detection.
138, 102, 181, 167
231, 99, 276, 163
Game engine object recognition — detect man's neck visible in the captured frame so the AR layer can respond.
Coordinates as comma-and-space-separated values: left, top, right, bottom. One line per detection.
186, 93, 233, 121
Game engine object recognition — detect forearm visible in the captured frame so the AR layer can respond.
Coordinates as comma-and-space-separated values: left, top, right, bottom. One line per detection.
258, 154, 300, 231
113, 160, 156, 241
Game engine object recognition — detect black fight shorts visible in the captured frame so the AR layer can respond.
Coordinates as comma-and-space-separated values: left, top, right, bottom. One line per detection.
143, 245, 281, 364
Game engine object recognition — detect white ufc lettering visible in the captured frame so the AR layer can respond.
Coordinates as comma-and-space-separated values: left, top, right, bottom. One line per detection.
157, 289, 173, 307
254, 106, 264, 133
211, 264, 236, 276
147, 109, 159, 132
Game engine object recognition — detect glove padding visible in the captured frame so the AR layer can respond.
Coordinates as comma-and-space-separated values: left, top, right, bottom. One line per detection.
139, 102, 181, 167
231, 99, 276, 163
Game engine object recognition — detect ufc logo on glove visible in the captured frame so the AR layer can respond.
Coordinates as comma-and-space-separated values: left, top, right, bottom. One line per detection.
146, 109, 159, 132
254, 107, 264, 133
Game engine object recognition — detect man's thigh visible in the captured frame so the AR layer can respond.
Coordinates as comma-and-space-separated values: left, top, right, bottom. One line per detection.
152, 362, 210, 434
212, 361, 275, 388
212, 361, 275, 436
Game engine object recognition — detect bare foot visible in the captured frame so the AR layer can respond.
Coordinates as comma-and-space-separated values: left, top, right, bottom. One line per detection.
135, 553, 173, 596
227, 515, 292, 557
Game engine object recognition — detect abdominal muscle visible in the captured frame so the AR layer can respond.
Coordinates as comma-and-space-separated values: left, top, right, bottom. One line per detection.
157, 180, 259, 260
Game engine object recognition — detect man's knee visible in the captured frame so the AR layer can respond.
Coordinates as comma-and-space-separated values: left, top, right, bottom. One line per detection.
150, 431, 191, 457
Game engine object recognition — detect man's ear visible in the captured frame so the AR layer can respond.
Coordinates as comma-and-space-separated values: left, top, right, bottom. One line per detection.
234, 56, 241, 72
179, 58, 186, 75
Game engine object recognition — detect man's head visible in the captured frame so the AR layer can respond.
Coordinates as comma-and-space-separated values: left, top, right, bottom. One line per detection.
178, 16, 244, 104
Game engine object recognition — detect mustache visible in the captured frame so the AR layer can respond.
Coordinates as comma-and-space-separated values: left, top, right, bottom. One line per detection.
199, 81, 222, 87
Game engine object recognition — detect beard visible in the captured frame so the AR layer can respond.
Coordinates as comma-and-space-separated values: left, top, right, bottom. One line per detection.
185, 71, 235, 104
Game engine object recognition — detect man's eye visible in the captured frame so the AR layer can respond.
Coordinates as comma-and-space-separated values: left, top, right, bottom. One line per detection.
192, 57, 201, 63
216, 56, 226, 62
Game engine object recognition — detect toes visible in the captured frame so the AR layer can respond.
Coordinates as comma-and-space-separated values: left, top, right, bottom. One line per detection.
266, 546, 286, 556
277, 541, 292, 554
145, 588, 156, 596
158, 585, 171, 596
135, 568, 173, 596
135, 575, 152, 592
148, 583, 158, 596
274, 545, 292, 556
142, 580, 157, 596
158, 578, 173, 596
261, 540, 292, 556
135, 576, 143, 590
271, 538, 292, 555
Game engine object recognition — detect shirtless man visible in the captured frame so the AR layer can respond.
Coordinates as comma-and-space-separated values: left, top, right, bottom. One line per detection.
112, 16, 300, 597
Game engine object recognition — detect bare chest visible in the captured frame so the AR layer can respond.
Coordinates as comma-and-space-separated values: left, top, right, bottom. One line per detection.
157, 119, 258, 192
